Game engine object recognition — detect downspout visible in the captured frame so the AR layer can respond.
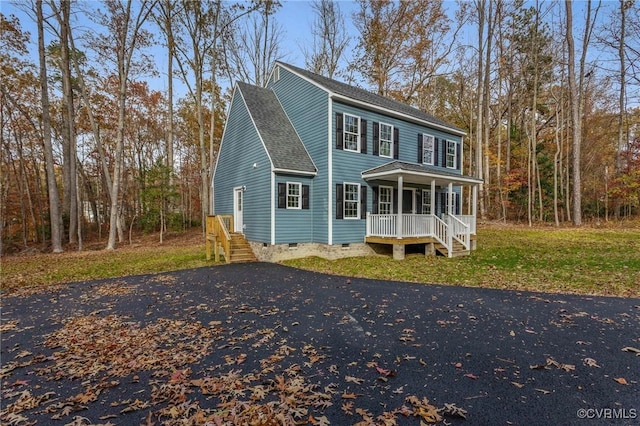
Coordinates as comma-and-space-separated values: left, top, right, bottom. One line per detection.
271, 171, 275, 245
327, 95, 333, 245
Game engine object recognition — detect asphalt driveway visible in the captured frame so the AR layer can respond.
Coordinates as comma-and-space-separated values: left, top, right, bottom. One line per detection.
1, 262, 639, 425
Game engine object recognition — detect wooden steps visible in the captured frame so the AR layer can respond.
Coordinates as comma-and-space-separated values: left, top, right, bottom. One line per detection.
227, 233, 257, 263
434, 240, 470, 258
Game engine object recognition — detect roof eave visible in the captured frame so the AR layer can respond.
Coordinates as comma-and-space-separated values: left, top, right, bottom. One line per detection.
332, 93, 466, 137
361, 168, 483, 185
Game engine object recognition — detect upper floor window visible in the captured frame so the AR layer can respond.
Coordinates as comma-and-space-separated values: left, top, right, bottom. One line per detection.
422, 134, 435, 165
379, 123, 393, 158
446, 140, 457, 169
344, 114, 360, 152
336, 112, 367, 154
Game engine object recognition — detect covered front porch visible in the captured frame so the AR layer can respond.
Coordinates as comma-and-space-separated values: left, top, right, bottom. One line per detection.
361, 161, 483, 258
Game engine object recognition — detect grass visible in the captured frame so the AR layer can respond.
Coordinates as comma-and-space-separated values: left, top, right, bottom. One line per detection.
2, 225, 639, 297
1, 230, 213, 292
284, 225, 640, 298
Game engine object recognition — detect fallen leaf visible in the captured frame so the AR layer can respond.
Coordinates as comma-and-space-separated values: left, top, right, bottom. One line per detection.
345, 375, 364, 385
622, 346, 640, 356
583, 358, 600, 368
341, 391, 361, 399
464, 373, 479, 380
535, 388, 551, 394
511, 382, 525, 388
614, 377, 628, 385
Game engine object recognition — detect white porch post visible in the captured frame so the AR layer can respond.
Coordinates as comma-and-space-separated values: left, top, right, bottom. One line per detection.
448, 182, 453, 215
396, 174, 403, 238
472, 185, 478, 218
430, 179, 436, 215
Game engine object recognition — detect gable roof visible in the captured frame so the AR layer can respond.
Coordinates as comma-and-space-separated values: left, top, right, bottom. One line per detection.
237, 81, 316, 175
276, 62, 465, 136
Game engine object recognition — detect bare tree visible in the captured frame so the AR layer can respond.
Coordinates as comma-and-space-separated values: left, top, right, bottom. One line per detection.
89, 0, 157, 250
225, 1, 284, 87
36, 0, 63, 252
304, 0, 350, 79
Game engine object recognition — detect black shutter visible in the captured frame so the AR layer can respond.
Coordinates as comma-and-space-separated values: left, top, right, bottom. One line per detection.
278, 183, 286, 209
434, 137, 440, 167
360, 185, 367, 219
302, 185, 310, 210
373, 122, 379, 156
360, 119, 367, 154
372, 186, 379, 214
393, 127, 399, 159
455, 193, 460, 215
336, 183, 343, 219
456, 142, 461, 170
440, 192, 447, 215
441, 139, 447, 167
335, 113, 343, 150
417, 134, 423, 163
416, 190, 422, 214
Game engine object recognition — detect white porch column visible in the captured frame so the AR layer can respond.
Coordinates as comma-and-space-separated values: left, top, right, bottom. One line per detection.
448, 182, 453, 215
396, 174, 403, 238
472, 185, 478, 218
430, 180, 436, 215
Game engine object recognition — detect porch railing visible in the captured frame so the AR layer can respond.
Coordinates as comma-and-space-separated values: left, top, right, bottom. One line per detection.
366, 213, 474, 257
444, 214, 470, 251
206, 214, 233, 263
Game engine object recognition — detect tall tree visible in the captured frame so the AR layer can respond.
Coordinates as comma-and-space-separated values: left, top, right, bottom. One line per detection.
353, 0, 453, 101
36, 0, 63, 252
90, 0, 156, 250
304, 0, 350, 79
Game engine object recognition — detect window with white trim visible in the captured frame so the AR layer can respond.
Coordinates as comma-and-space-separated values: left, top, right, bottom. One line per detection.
379, 186, 393, 214
344, 183, 360, 219
343, 114, 360, 152
422, 189, 432, 214
446, 140, 457, 169
422, 134, 435, 165
379, 123, 393, 158
287, 182, 301, 209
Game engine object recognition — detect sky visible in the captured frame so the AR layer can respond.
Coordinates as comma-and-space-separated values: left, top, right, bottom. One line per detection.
1, 0, 361, 98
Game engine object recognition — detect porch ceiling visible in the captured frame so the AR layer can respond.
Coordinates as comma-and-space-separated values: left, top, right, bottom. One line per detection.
361, 161, 483, 186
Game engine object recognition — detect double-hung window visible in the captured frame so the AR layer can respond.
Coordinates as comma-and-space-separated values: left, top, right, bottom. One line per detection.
343, 183, 360, 219
446, 140, 457, 169
422, 189, 432, 214
422, 134, 435, 165
343, 114, 360, 152
287, 182, 301, 209
378, 186, 393, 215
379, 123, 393, 158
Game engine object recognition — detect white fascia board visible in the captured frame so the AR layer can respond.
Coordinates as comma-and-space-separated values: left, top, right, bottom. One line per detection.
362, 169, 483, 185
331, 93, 467, 137
272, 168, 317, 176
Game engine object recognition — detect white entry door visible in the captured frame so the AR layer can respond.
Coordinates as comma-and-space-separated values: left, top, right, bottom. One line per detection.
233, 188, 243, 233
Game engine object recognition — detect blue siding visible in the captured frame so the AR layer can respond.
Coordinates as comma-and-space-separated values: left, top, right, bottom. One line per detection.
213, 88, 272, 243
331, 101, 464, 244
274, 174, 314, 244
269, 67, 329, 243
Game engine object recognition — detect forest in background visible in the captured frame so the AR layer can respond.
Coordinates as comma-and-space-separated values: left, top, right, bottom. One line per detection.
1, 0, 639, 256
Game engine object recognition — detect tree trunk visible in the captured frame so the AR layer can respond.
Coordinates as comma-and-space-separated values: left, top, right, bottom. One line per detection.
36, 0, 63, 253
565, 0, 582, 226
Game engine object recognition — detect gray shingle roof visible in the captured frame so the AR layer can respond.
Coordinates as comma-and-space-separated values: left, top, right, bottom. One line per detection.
277, 62, 464, 135
237, 82, 316, 174
362, 160, 483, 184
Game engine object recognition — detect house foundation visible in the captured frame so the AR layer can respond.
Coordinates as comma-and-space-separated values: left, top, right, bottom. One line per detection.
249, 241, 377, 262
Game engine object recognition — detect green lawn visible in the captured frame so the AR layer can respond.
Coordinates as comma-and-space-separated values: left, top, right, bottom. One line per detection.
284, 226, 640, 297
2, 226, 639, 297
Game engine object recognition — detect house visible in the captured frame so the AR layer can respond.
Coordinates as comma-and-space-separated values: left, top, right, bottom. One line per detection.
211, 62, 482, 262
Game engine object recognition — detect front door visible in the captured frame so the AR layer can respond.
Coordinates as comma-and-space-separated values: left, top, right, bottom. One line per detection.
402, 189, 415, 214
233, 188, 243, 233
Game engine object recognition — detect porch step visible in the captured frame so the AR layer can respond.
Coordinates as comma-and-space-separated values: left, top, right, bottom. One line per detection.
434, 241, 470, 258
228, 233, 257, 263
